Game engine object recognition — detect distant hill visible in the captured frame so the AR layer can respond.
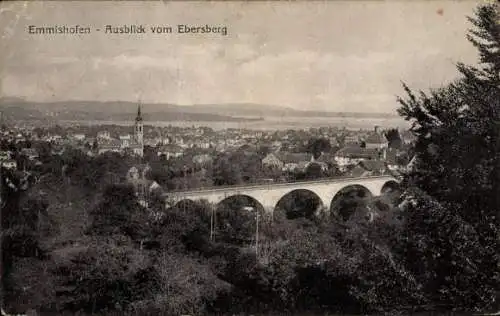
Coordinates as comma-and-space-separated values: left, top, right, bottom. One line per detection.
186, 103, 398, 119
0, 97, 398, 122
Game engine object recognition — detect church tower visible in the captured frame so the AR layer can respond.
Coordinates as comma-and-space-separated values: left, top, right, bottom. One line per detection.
134, 104, 144, 156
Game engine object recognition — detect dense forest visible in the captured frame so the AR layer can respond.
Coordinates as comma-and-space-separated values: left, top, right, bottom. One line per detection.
1, 3, 499, 315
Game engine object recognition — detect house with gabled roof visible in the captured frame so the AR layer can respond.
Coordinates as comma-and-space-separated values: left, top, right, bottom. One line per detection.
157, 144, 184, 160
384, 148, 411, 172
401, 130, 417, 145
276, 152, 313, 172
97, 139, 123, 155
262, 151, 314, 172
363, 133, 388, 150
345, 160, 387, 178
97, 131, 111, 140
334, 146, 380, 168
344, 135, 360, 146
126, 163, 161, 207
262, 152, 284, 170
313, 153, 335, 171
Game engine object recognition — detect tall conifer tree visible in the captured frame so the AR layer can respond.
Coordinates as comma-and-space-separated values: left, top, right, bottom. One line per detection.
397, 3, 500, 310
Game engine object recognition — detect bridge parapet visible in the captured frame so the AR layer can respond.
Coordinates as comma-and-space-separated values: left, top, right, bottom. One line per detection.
165, 175, 398, 195
163, 175, 400, 214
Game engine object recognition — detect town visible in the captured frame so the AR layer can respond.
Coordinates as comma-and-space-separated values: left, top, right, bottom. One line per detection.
0, 105, 414, 208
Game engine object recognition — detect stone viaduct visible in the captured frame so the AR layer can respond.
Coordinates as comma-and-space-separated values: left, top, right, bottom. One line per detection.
163, 176, 400, 215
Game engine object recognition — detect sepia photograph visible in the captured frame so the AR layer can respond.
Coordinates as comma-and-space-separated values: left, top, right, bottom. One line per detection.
0, 0, 499, 315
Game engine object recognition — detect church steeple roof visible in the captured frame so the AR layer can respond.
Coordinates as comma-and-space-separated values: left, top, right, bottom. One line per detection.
136, 104, 143, 122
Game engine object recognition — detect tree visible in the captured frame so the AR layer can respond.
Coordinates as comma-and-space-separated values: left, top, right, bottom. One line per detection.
150, 200, 212, 253
396, 3, 500, 311
92, 139, 98, 151
212, 154, 242, 186
395, 189, 495, 310
87, 184, 148, 241
215, 196, 263, 246
49, 238, 153, 313
257, 145, 271, 158
1, 167, 51, 312
304, 162, 323, 180
384, 128, 403, 149
306, 138, 331, 159
149, 161, 171, 186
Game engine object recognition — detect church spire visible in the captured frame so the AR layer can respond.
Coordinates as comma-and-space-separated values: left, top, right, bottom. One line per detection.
136, 104, 143, 122
134, 103, 144, 157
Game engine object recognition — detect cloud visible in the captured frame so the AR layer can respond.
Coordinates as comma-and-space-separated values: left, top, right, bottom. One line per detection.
95, 55, 178, 70
0, 1, 481, 113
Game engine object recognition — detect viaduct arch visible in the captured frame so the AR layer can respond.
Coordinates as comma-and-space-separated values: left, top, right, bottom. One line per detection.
164, 176, 400, 220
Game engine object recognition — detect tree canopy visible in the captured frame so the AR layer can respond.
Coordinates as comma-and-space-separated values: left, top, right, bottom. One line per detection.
397, 3, 500, 310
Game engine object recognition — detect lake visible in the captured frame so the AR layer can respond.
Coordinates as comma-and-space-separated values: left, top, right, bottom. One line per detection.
61, 115, 410, 131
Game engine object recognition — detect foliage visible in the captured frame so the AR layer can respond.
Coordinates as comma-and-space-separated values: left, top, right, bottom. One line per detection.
397, 3, 500, 311
331, 187, 371, 221
306, 138, 332, 159
304, 162, 324, 179
395, 189, 497, 311
212, 153, 243, 186
279, 190, 322, 220
87, 184, 148, 240
49, 236, 158, 313
61, 150, 132, 191
385, 128, 403, 149
1, 167, 50, 307
130, 252, 230, 316
150, 200, 212, 253
5, 257, 57, 313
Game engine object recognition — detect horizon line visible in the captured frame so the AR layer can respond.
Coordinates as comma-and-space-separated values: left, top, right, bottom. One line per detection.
0, 96, 401, 115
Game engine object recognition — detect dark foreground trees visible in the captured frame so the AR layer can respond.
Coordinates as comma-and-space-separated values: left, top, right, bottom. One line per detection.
397, 3, 500, 311
2, 171, 413, 315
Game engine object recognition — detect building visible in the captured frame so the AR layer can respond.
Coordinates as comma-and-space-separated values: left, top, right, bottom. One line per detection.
72, 133, 86, 141
119, 134, 132, 147
262, 152, 318, 172
334, 146, 380, 170
97, 131, 111, 140
131, 105, 144, 157
262, 153, 284, 169
401, 130, 417, 145
97, 104, 144, 157
157, 144, 184, 160
126, 163, 160, 207
98, 139, 123, 155
344, 135, 360, 146
314, 153, 335, 171
363, 132, 389, 150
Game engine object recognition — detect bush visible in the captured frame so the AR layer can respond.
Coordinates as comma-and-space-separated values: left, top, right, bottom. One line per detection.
395, 189, 498, 311
49, 236, 156, 313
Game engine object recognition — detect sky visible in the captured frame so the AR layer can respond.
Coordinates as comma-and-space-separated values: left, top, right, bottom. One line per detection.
0, 0, 484, 113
